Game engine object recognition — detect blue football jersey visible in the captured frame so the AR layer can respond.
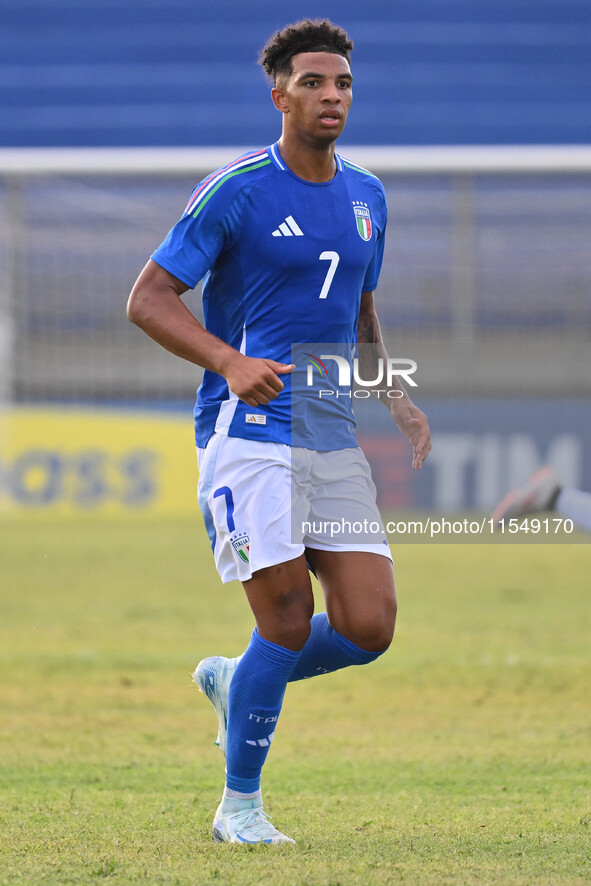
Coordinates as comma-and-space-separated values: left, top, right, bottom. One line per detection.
151, 143, 387, 450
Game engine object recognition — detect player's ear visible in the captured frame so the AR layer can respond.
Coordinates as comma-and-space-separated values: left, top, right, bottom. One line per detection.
271, 86, 289, 114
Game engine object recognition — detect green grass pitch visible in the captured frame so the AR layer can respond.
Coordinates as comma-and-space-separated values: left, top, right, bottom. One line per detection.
1, 516, 590, 885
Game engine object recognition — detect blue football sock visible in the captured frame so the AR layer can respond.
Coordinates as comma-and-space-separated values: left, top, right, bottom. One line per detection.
225, 629, 301, 794
288, 612, 386, 681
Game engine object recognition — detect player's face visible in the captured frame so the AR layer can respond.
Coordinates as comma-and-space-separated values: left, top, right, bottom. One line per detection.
272, 52, 353, 144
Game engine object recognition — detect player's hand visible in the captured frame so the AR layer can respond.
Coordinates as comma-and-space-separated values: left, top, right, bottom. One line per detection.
224, 354, 294, 407
390, 400, 431, 470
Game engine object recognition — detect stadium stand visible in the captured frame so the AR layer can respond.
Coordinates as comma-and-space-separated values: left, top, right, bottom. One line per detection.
1, 0, 591, 147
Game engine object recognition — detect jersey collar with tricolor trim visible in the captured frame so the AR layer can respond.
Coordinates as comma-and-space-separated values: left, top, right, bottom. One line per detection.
268, 142, 344, 175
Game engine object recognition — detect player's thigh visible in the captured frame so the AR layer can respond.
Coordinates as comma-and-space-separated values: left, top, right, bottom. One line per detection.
306, 548, 397, 651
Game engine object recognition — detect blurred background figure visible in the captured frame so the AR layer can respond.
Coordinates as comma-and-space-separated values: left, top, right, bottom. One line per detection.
492, 466, 591, 532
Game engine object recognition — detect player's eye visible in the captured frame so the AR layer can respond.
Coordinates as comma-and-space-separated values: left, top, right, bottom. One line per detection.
305, 80, 318, 87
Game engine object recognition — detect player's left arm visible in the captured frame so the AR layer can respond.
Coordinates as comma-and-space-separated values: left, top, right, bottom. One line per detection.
357, 291, 431, 470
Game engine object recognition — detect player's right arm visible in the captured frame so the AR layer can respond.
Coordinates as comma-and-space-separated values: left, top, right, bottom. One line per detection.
127, 259, 292, 407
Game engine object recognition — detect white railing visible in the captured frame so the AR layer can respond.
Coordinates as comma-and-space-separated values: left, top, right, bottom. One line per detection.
1, 144, 591, 175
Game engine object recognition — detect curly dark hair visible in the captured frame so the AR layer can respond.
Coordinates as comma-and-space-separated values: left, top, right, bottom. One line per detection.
259, 19, 353, 84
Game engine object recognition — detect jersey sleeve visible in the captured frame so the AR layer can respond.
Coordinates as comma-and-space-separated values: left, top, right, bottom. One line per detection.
361, 182, 388, 293
151, 175, 244, 289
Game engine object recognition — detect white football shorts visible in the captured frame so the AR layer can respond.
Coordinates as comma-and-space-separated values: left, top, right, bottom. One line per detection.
197, 433, 392, 583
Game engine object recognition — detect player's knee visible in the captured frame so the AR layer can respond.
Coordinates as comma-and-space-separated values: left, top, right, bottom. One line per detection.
264, 614, 312, 651
346, 597, 397, 653
354, 623, 394, 654
262, 592, 314, 651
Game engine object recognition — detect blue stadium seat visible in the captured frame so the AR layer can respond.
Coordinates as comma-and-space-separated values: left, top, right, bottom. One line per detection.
1, 0, 590, 146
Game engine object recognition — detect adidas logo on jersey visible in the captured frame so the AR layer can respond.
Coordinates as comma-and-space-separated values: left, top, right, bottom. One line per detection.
272, 215, 304, 237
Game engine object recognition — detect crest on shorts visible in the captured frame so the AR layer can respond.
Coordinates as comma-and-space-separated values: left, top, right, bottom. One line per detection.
353, 201, 372, 241
230, 530, 250, 563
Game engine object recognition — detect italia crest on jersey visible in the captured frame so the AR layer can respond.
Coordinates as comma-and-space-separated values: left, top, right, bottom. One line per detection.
230, 530, 250, 563
353, 202, 372, 241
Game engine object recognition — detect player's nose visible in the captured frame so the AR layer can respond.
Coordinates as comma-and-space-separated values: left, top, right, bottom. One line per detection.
321, 84, 340, 103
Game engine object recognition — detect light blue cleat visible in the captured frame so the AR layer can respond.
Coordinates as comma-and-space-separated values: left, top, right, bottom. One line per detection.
212, 795, 295, 845
192, 656, 238, 757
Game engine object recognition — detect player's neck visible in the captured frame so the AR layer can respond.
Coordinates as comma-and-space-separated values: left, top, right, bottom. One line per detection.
276, 136, 337, 183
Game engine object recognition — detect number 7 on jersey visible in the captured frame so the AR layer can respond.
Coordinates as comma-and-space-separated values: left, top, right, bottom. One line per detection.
318, 251, 340, 299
